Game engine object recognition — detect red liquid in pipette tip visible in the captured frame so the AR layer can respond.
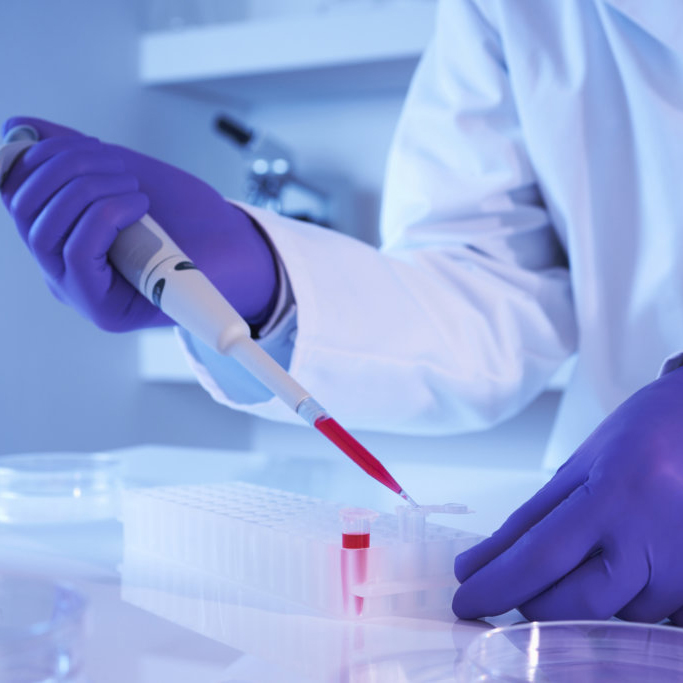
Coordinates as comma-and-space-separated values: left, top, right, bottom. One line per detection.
314, 415, 417, 505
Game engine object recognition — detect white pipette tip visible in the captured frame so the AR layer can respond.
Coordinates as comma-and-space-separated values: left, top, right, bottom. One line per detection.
399, 489, 419, 508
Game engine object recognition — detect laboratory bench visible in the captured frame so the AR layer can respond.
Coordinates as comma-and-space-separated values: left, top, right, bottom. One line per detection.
0, 444, 551, 682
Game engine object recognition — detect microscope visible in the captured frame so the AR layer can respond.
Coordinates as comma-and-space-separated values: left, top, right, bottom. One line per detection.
215, 114, 331, 227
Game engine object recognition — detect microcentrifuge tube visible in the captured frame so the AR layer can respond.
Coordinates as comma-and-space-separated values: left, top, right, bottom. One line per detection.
397, 502, 472, 541
397, 506, 427, 542
339, 507, 379, 616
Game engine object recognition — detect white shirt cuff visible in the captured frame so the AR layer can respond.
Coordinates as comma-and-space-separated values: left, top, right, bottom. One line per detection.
175, 253, 297, 407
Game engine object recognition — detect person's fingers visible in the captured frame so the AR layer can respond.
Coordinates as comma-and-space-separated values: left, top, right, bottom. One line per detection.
617, 573, 683, 624
7, 143, 123, 236
29, 172, 141, 279
64, 191, 149, 277
60, 190, 150, 330
452, 483, 601, 619
455, 455, 585, 583
2, 136, 100, 216
44, 277, 66, 304
519, 546, 649, 621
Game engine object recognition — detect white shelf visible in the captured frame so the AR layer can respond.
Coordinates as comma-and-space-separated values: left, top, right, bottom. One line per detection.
139, 2, 436, 102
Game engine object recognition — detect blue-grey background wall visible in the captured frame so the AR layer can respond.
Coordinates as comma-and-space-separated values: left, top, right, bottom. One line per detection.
0, 0, 252, 454
0, 0, 559, 470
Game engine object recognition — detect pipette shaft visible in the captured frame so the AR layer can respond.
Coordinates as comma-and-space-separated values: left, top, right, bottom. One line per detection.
0, 126, 418, 506
111, 216, 417, 505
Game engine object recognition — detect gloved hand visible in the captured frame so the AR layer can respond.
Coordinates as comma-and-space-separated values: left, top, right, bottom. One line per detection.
452, 365, 683, 624
1, 116, 278, 332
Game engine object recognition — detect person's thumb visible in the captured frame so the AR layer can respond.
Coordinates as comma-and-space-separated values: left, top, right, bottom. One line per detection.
2, 116, 85, 140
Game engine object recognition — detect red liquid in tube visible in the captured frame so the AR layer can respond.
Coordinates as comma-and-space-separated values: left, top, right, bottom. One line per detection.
342, 532, 371, 549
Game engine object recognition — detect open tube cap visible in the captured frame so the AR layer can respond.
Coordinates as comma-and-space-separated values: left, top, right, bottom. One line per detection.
339, 507, 379, 535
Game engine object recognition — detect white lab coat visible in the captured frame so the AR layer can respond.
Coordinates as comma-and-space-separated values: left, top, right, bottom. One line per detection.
179, 0, 683, 469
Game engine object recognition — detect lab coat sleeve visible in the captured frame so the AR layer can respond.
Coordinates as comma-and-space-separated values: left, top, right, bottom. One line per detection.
179, 0, 577, 434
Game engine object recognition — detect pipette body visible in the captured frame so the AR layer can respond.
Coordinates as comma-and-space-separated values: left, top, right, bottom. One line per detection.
0, 125, 418, 506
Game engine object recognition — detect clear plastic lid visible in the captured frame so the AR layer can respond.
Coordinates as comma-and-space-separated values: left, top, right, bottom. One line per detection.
0, 575, 86, 681
0, 452, 122, 524
339, 507, 379, 535
396, 502, 472, 541
461, 620, 683, 682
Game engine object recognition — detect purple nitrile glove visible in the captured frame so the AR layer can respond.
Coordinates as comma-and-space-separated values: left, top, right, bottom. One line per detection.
1, 116, 278, 332
452, 365, 683, 625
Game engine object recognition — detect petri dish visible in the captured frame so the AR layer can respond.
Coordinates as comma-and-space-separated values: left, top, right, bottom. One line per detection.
0, 576, 86, 682
461, 620, 683, 682
0, 452, 122, 524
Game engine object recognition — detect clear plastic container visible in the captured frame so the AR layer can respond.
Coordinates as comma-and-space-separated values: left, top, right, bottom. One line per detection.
0, 452, 122, 524
0, 576, 87, 682
461, 620, 683, 682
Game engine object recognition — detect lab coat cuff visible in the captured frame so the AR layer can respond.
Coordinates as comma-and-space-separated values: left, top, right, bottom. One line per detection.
173, 200, 300, 415
226, 199, 297, 341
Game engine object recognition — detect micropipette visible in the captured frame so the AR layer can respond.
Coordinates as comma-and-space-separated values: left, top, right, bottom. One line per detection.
0, 125, 419, 507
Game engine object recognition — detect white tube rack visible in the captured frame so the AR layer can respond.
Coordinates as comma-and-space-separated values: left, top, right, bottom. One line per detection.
121, 482, 481, 619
